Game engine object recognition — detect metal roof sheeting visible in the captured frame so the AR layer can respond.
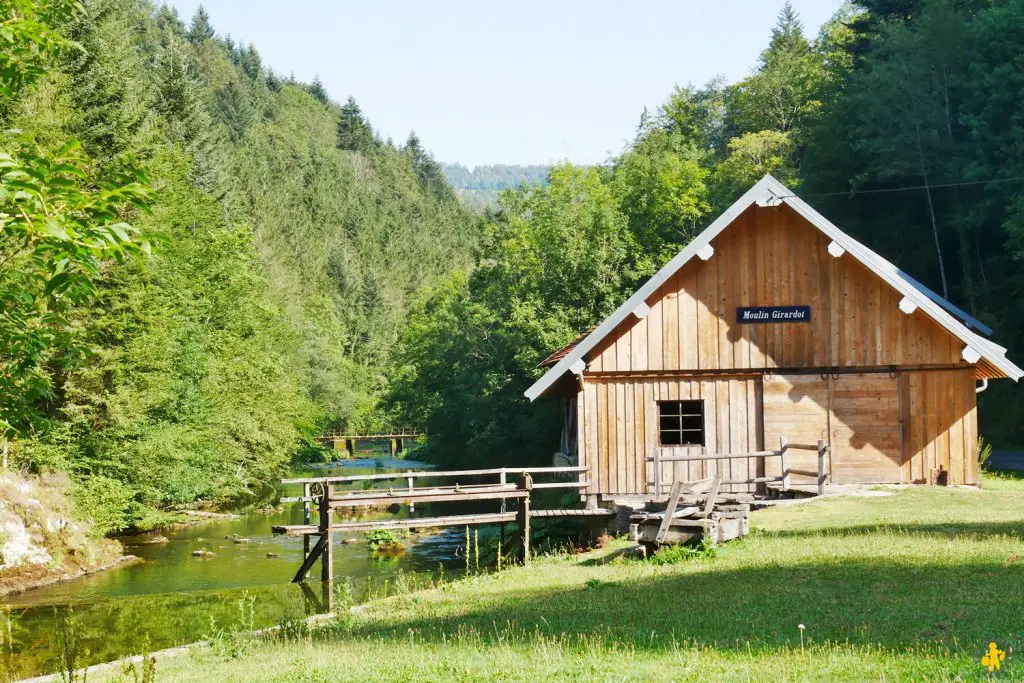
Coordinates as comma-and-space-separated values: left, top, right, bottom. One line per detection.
525, 175, 1021, 401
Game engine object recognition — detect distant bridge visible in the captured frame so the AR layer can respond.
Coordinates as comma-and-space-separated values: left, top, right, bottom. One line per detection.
317, 429, 426, 457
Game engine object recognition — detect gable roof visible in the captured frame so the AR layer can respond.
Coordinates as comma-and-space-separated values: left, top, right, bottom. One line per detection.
526, 174, 1021, 401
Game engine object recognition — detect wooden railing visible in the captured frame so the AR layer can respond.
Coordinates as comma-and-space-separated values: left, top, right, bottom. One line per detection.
648, 436, 829, 497
273, 465, 606, 583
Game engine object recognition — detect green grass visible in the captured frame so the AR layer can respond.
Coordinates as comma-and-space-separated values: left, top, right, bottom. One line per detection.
97, 477, 1024, 681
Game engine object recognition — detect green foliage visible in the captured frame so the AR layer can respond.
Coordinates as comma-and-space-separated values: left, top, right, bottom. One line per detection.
648, 536, 717, 565
391, 165, 648, 467
2, 0, 471, 532
365, 529, 399, 546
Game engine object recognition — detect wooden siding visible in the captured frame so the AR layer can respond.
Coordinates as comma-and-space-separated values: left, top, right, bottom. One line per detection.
901, 368, 977, 485
578, 376, 762, 495
588, 204, 966, 374
830, 374, 902, 483
763, 374, 829, 484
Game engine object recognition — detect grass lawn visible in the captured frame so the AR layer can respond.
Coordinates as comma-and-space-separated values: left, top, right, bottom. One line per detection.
101, 476, 1024, 681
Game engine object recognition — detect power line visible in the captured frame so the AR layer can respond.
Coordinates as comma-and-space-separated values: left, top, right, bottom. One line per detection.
777, 175, 1024, 199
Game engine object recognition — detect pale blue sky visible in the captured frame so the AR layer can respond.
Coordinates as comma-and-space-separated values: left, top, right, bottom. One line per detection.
167, 1, 844, 166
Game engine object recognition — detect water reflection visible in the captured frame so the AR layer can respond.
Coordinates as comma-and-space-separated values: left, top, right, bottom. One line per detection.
0, 457, 467, 681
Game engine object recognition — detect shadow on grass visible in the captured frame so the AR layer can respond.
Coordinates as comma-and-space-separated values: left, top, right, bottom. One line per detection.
347, 556, 1024, 655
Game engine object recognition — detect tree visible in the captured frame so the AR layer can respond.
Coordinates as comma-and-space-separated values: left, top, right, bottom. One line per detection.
711, 130, 797, 206
405, 131, 454, 202
726, 2, 825, 142
0, 0, 153, 435
612, 128, 710, 259
214, 80, 254, 142
187, 5, 214, 43
390, 165, 645, 467
309, 76, 329, 105
337, 96, 376, 154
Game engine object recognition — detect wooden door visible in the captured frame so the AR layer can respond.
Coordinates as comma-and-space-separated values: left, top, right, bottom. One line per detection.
762, 374, 830, 484
829, 374, 902, 483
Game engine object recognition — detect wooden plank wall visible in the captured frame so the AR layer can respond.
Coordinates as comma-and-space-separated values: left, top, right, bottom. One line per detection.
588, 204, 965, 373
901, 368, 977, 485
830, 374, 902, 483
578, 376, 762, 495
762, 374, 830, 484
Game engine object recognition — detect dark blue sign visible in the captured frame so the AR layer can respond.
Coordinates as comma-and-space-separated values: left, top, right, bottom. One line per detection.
736, 306, 811, 324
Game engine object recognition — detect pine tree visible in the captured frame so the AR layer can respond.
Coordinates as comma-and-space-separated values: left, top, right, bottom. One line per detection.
240, 44, 263, 81
309, 76, 329, 104
187, 5, 214, 43
337, 96, 376, 154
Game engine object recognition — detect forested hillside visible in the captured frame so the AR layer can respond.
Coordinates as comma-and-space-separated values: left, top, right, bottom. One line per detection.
441, 163, 550, 210
391, 0, 1024, 468
2, 0, 473, 532
7, 0, 1024, 537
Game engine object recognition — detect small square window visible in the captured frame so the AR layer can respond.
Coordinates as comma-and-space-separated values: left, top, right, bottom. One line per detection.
658, 400, 704, 447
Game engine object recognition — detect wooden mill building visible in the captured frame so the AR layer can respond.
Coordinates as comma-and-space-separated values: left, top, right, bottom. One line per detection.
526, 175, 1021, 500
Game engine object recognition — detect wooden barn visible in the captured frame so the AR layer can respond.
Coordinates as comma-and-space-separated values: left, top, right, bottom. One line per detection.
526, 175, 1022, 502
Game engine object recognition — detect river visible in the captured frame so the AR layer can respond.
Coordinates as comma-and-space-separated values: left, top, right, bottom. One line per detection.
0, 456, 472, 681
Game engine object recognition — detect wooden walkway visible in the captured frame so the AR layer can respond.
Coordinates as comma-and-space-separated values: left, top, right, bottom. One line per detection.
273, 465, 613, 583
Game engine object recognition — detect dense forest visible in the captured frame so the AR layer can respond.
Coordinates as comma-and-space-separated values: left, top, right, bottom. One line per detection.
391, 0, 1024, 468
5, 0, 1024, 537
441, 163, 550, 210
2, 0, 473, 532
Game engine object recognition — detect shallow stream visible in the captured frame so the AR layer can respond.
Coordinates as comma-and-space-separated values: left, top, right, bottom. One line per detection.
0, 456, 470, 681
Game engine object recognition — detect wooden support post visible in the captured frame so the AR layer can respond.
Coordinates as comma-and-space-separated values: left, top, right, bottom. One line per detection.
345, 439, 355, 458
396, 438, 404, 454
780, 436, 790, 492
407, 474, 415, 513
499, 469, 507, 514
320, 482, 334, 583
389, 439, 397, 457
302, 483, 311, 558
517, 473, 533, 564
653, 448, 662, 496
817, 439, 826, 497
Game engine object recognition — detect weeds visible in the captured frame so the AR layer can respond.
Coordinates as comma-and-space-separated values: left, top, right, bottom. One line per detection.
55, 607, 89, 683
119, 636, 157, 683
648, 537, 717, 565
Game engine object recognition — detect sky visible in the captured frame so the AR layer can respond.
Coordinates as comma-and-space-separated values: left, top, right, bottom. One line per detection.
167, 1, 845, 167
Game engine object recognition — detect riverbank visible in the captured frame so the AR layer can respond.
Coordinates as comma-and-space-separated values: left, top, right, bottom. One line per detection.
80, 474, 1024, 681
0, 472, 124, 597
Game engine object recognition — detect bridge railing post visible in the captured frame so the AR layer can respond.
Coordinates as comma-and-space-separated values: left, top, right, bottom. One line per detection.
320, 482, 334, 583
302, 483, 311, 557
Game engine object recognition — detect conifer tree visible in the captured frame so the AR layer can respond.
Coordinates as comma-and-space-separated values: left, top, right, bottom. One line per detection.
337, 96, 376, 154
187, 5, 214, 43
309, 76, 329, 104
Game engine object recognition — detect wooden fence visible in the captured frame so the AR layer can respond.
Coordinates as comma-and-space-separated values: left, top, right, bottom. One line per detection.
273, 466, 611, 583
649, 436, 829, 497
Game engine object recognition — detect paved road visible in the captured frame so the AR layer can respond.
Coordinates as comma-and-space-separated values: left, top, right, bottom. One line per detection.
987, 451, 1024, 472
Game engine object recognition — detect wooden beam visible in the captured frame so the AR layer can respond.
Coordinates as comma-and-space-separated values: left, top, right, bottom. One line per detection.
697, 244, 715, 261
282, 465, 588, 486
899, 296, 918, 315
655, 480, 684, 544
329, 488, 528, 508
632, 301, 650, 319
827, 240, 845, 258
961, 346, 982, 364
292, 534, 328, 583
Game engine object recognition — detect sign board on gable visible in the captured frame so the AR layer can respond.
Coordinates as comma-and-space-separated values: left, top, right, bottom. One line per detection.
736, 306, 811, 324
